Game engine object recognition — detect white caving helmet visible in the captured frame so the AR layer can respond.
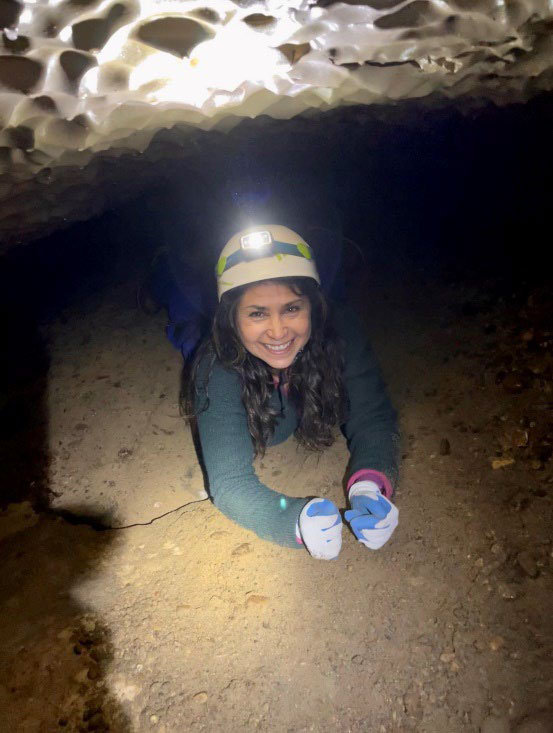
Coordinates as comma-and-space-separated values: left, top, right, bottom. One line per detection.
216, 224, 320, 300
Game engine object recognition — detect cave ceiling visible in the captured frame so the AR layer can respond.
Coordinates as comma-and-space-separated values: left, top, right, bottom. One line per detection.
1, 0, 552, 248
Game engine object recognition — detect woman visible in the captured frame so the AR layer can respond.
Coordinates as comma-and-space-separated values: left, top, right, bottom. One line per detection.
188, 224, 399, 560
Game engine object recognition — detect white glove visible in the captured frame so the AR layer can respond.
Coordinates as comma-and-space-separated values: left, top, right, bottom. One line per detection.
298, 498, 343, 560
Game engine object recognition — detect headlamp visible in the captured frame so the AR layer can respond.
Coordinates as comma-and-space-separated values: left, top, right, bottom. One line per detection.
240, 231, 273, 251
216, 230, 314, 281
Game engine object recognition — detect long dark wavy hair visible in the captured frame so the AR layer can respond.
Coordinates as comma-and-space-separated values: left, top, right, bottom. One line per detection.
185, 277, 348, 456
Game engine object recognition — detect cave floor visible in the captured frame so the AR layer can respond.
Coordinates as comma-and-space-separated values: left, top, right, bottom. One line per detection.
0, 267, 552, 733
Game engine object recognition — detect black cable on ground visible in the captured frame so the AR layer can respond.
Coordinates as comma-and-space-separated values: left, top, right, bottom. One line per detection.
44, 497, 209, 532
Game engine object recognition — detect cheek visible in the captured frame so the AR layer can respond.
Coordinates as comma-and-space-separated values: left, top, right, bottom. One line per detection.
297, 313, 312, 341
236, 317, 257, 345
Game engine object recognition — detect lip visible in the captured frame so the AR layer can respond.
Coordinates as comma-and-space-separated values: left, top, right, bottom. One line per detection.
262, 338, 295, 356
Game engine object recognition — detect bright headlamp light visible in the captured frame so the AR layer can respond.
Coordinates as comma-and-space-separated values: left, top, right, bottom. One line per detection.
240, 230, 273, 251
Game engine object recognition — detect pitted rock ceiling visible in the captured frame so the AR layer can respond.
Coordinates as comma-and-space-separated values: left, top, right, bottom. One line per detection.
1, 0, 553, 246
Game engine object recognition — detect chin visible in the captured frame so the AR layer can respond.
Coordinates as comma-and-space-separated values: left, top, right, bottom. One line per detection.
266, 355, 295, 369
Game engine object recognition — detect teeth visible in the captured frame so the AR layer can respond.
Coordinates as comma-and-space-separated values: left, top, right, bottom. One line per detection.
265, 340, 292, 352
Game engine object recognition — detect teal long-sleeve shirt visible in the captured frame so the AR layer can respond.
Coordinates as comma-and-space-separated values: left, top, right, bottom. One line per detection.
195, 305, 399, 548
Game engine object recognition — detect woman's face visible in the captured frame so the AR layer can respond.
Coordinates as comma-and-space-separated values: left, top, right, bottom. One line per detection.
236, 281, 312, 369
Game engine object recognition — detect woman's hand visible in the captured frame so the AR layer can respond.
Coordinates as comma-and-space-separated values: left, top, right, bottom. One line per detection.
345, 481, 399, 550
298, 498, 343, 560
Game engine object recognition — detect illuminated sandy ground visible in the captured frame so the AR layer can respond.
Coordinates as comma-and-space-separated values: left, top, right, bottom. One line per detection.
0, 268, 551, 732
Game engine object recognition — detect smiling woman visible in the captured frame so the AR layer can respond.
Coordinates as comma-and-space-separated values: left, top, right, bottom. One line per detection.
236, 282, 312, 369
186, 224, 400, 560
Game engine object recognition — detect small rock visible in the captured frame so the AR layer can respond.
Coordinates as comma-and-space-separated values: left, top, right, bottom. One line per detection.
480, 713, 511, 733
440, 652, 456, 663
492, 458, 515, 470
150, 714, 159, 725
502, 372, 529, 394
118, 448, 133, 460
497, 582, 520, 600
351, 655, 364, 665
403, 691, 421, 715
232, 543, 252, 556
245, 594, 269, 607
439, 438, 451, 456
489, 636, 505, 651
517, 551, 539, 578
500, 428, 529, 450
80, 617, 96, 633
193, 691, 208, 703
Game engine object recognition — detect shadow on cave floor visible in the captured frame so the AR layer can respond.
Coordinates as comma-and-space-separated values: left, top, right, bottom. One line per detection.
0, 508, 132, 732
0, 283, 135, 731
0, 207, 157, 732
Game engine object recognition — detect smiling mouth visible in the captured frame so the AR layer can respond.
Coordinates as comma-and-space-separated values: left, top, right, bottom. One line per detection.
263, 339, 294, 354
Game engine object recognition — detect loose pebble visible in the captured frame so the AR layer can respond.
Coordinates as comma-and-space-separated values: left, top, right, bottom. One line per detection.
489, 636, 505, 652
193, 692, 208, 703
232, 543, 252, 556
245, 595, 269, 607
497, 583, 520, 600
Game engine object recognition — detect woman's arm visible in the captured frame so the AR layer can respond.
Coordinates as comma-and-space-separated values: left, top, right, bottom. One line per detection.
336, 306, 400, 495
195, 361, 307, 548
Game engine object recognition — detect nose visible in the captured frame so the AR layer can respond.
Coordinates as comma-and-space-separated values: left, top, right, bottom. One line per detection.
266, 314, 287, 342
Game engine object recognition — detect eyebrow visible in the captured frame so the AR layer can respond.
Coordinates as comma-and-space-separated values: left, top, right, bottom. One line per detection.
244, 298, 305, 310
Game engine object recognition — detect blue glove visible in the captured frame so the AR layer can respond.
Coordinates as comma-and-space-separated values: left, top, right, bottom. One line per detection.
298, 498, 343, 560
345, 481, 399, 550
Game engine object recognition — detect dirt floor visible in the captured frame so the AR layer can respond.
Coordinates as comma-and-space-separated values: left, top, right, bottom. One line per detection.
0, 263, 552, 733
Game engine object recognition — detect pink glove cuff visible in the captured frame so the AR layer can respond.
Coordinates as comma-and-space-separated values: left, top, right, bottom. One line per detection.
347, 469, 393, 500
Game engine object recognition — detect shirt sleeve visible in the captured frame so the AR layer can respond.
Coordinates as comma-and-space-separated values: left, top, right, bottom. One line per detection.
195, 361, 307, 548
336, 305, 400, 492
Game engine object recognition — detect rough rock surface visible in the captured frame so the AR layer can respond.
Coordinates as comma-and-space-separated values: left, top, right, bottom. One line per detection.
0, 261, 551, 731
1, 0, 553, 245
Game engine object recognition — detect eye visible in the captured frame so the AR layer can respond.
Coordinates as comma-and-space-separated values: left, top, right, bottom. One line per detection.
248, 310, 266, 319
286, 305, 301, 313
